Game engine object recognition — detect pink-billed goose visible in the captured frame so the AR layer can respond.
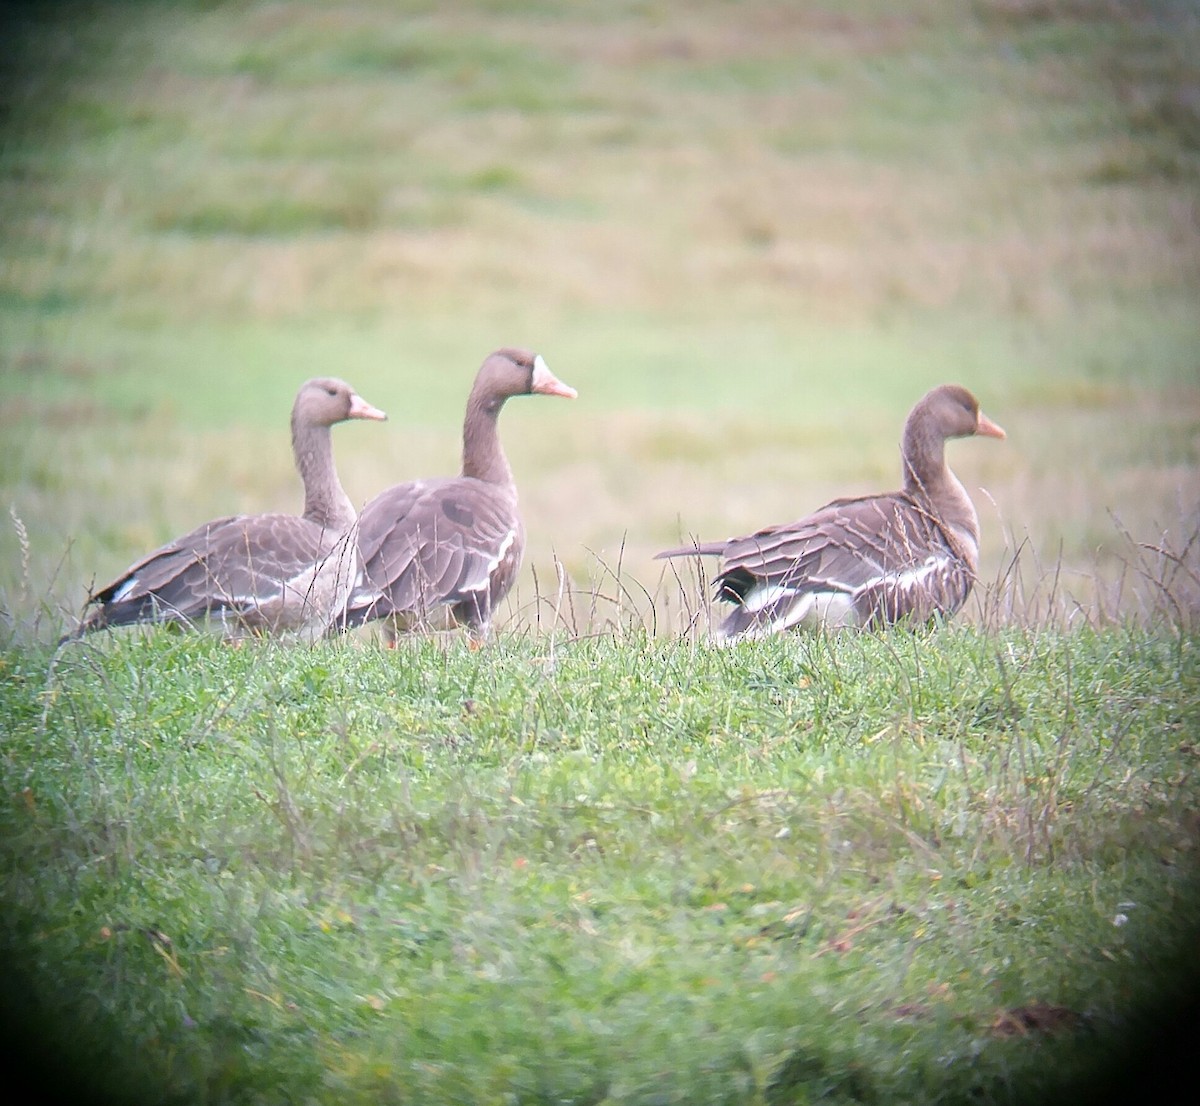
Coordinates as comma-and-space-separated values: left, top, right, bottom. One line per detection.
657, 384, 1006, 638
341, 348, 577, 644
67, 377, 387, 641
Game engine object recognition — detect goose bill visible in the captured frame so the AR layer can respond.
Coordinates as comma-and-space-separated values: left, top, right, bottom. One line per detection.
531, 355, 578, 400
976, 412, 1005, 439
349, 394, 388, 421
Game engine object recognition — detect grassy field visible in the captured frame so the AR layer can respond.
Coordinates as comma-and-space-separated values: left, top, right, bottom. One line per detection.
4, 625, 1200, 1104
1, 0, 1199, 1102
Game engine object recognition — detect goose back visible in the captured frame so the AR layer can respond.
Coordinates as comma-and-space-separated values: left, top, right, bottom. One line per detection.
345, 477, 523, 634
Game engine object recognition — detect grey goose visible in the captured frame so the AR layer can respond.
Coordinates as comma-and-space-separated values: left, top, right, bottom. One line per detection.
657, 384, 1006, 638
66, 377, 386, 641
341, 348, 576, 645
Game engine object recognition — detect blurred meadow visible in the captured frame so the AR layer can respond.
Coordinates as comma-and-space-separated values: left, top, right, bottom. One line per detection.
1, 0, 1197, 637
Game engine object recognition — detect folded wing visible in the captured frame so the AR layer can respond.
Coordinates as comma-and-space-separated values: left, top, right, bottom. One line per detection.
344, 479, 522, 633
80, 514, 357, 636
710, 493, 975, 637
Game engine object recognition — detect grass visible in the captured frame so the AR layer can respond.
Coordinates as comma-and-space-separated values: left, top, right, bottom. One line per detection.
3, 623, 1199, 1104
1, 0, 1199, 1102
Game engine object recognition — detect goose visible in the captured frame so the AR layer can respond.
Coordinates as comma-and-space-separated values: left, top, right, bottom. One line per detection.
657, 384, 1006, 638
341, 348, 576, 644
66, 377, 386, 641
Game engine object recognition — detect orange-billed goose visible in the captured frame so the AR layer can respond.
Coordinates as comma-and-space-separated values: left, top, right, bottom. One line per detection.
341, 348, 576, 644
657, 384, 1006, 638
67, 377, 387, 641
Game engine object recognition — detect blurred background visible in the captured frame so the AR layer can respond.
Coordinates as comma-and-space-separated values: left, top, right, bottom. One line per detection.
1, 0, 1197, 637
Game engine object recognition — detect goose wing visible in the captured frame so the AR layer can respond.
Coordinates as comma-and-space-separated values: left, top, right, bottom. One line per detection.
713, 493, 974, 636
345, 478, 521, 628
79, 514, 346, 632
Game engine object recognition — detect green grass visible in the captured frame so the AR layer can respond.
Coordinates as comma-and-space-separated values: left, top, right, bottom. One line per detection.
2, 625, 1198, 1104
2, 0, 1199, 1102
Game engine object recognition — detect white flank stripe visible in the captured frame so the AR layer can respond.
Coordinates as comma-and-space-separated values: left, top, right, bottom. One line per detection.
885, 555, 945, 591
462, 530, 516, 595
743, 583, 794, 613
227, 591, 281, 607
809, 591, 858, 628
770, 591, 817, 633
491, 529, 516, 569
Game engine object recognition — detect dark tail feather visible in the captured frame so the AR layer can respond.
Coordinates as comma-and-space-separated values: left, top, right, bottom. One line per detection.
56, 618, 91, 647
655, 541, 727, 560
57, 596, 205, 644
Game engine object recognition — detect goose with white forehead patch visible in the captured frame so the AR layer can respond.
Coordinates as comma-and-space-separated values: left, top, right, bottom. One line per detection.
65, 377, 387, 642
341, 348, 577, 645
657, 384, 1006, 639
